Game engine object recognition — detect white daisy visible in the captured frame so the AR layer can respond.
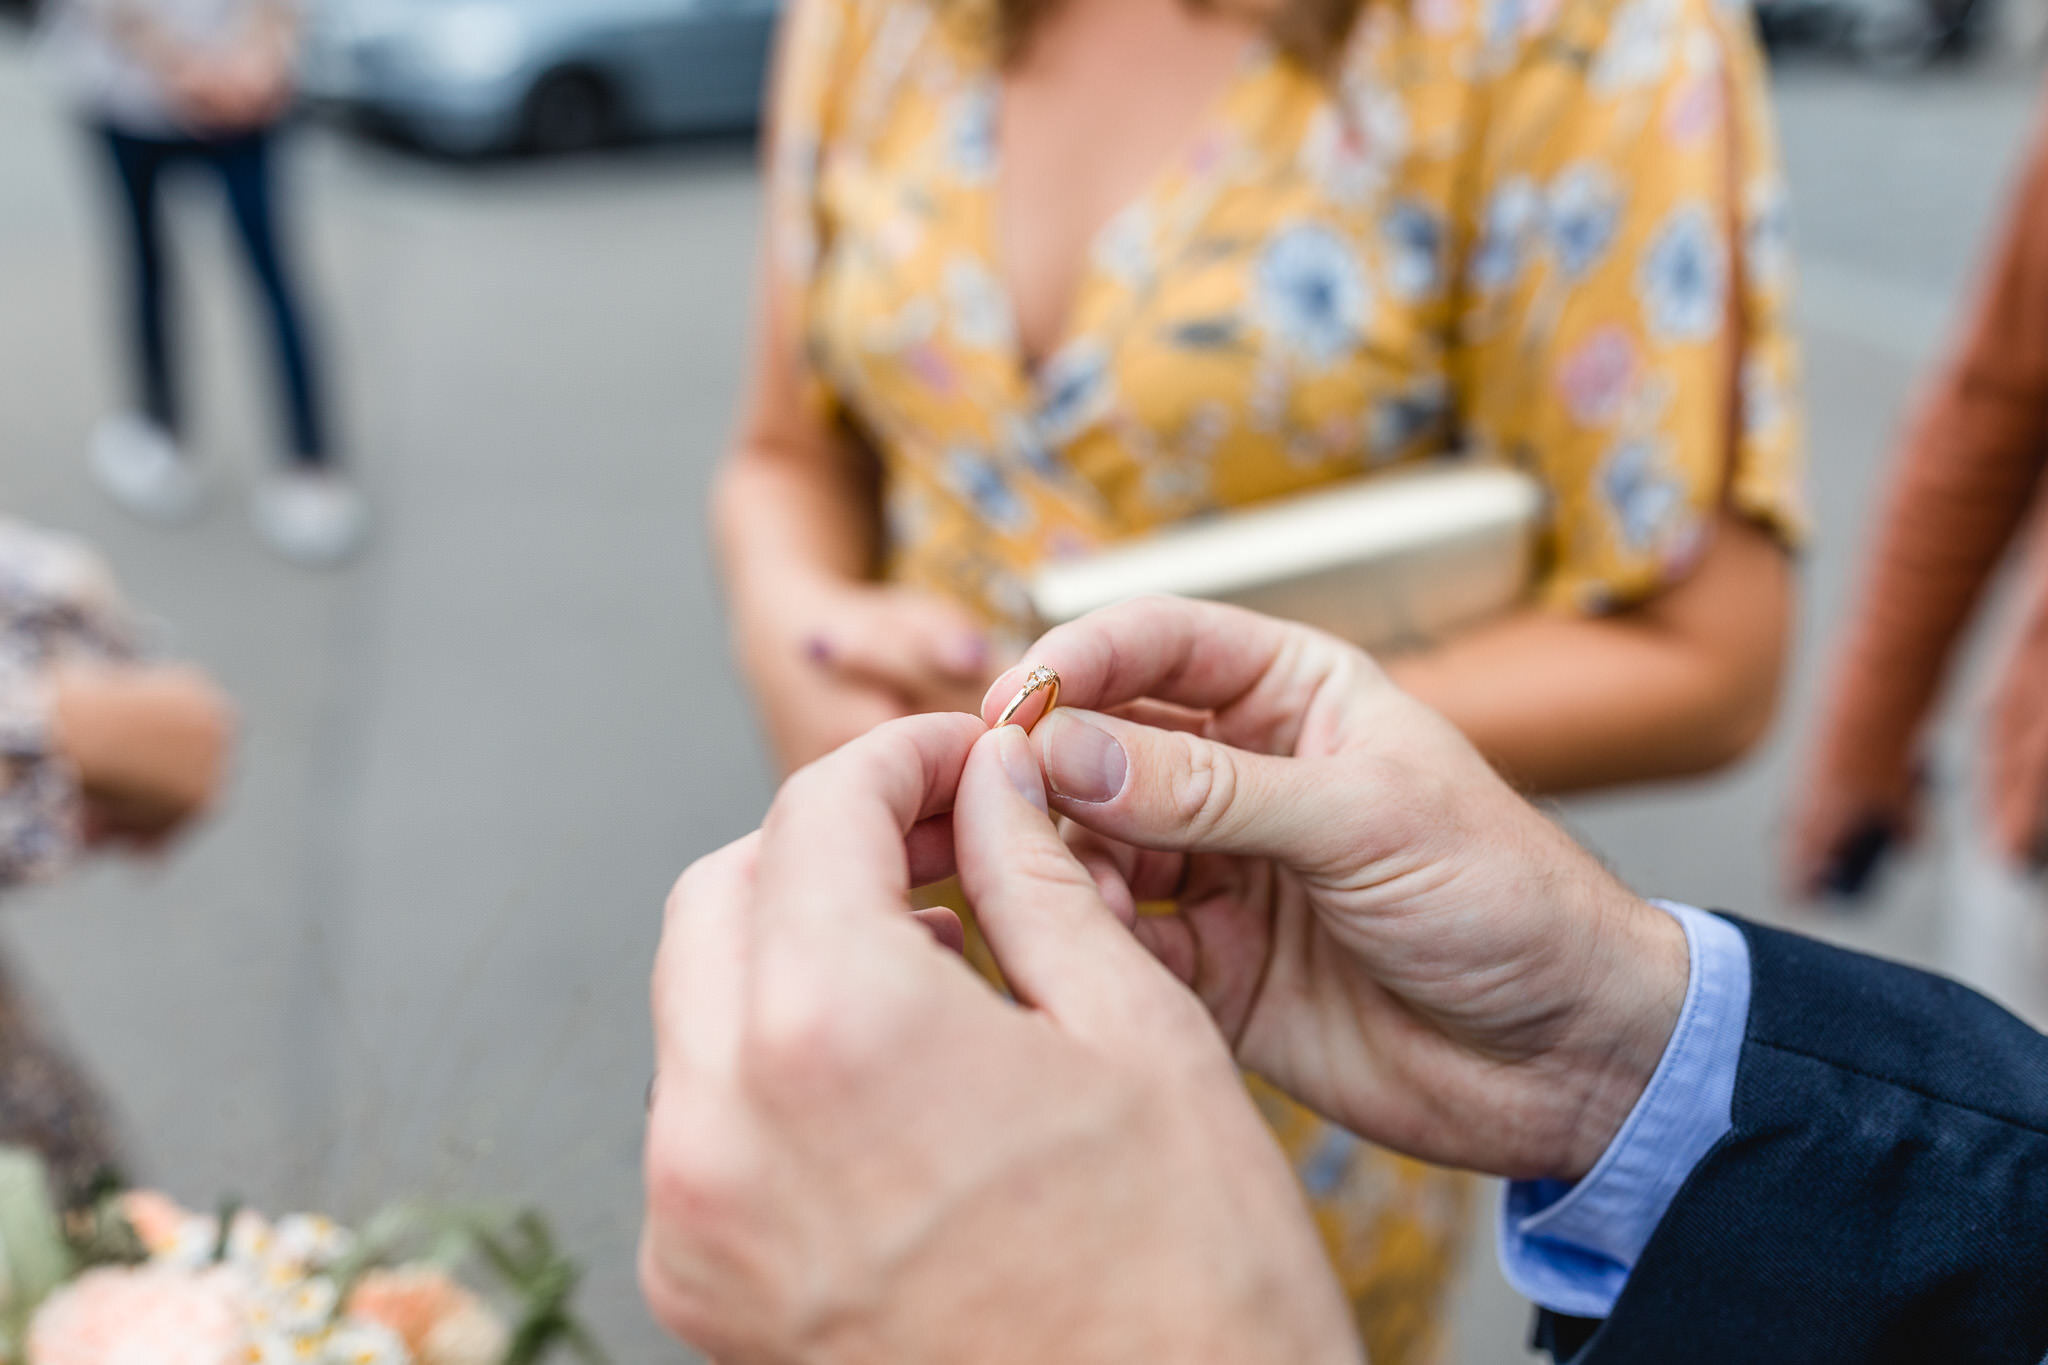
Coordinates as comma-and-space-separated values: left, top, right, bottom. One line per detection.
1594, 0, 1680, 91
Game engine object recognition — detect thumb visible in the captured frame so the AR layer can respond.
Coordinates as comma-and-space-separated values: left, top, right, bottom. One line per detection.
1031, 708, 1336, 868
954, 725, 1206, 1050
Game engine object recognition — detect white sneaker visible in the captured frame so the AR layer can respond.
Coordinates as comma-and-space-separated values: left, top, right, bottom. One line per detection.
89, 414, 204, 523
252, 469, 369, 567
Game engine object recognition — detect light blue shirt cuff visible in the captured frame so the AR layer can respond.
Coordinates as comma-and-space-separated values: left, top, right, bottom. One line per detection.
1495, 901, 1751, 1321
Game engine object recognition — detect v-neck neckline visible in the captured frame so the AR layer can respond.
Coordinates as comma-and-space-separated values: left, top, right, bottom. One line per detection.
975, 35, 1277, 391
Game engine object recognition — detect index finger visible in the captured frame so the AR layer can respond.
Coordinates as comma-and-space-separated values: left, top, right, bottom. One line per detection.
752, 710, 987, 945
981, 597, 1367, 751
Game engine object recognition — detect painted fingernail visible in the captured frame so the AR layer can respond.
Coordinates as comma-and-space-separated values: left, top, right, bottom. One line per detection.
1041, 710, 1127, 805
995, 724, 1048, 813
804, 635, 832, 665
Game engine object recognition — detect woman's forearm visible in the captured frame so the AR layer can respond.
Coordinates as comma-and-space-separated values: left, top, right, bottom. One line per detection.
714, 440, 879, 656
1388, 514, 1791, 794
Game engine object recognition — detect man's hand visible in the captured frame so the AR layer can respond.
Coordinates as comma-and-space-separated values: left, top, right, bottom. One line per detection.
640, 712, 1358, 1365
984, 597, 1692, 1183
49, 664, 233, 848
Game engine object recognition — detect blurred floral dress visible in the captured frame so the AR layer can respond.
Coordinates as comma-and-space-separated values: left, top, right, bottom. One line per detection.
766, 0, 1805, 1356
0, 518, 135, 1200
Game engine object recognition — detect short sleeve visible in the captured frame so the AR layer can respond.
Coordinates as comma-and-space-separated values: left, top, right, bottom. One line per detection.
764, 0, 867, 422
0, 664, 81, 889
1452, 0, 1806, 613
0, 518, 138, 889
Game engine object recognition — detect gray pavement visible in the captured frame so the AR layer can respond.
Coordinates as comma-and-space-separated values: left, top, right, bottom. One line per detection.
1, 29, 2044, 1362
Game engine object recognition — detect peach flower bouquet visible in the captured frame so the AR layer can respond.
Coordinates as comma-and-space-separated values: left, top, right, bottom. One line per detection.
0, 1149, 600, 1365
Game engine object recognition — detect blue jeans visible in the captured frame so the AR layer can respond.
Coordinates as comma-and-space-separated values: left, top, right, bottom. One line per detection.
100, 124, 329, 465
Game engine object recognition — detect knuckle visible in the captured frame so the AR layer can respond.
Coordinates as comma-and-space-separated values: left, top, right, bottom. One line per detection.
645, 1094, 755, 1235
1168, 737, 1240, 840
744, 969, 881, 1096
664, 855, 724, 928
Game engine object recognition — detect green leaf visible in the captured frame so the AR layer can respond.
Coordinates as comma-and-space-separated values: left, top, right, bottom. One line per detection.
0, 1148, 77, 1328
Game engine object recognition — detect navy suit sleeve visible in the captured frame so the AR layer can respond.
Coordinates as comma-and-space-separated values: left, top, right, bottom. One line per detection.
1536, 915, 2048, 1365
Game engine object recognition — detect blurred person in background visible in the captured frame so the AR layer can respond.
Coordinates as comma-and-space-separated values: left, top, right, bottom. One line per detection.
40, 0, 367, 567
0, 516, 232, 1199
1788, 93, 2048, 1000
713, 0, 1805, 1354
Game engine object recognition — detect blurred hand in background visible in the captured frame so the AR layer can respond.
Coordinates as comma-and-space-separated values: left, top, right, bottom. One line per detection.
50, 663, 234, 851
737, 570, 995, 772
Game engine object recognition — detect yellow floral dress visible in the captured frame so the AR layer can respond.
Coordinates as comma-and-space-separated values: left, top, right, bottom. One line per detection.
766, 0, 1804, 1357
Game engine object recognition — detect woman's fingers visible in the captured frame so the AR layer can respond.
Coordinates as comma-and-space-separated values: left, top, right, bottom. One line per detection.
1989, 689, 2048, 866
811, 588, 992, 700
982, 596, 1369, 756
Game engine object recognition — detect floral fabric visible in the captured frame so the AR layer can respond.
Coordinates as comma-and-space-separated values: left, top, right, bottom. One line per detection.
775, 0, 1804, 642
0, 518, 138, 889
767, 0, 1804, 1358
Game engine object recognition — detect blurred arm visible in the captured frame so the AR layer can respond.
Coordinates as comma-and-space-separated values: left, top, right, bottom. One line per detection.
1807, 101, 2048, 798
1388, 512, 1790, 793
711, 0, 883, 676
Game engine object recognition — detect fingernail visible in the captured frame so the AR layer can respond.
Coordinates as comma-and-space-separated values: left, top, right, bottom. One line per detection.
1041, 710, 1127, 805
994, 724, 1048, 813
942, 633, 989, 676
804, 635, 832, 665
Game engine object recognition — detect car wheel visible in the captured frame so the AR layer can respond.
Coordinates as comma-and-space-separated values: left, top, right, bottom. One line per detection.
524, 70, 615, 154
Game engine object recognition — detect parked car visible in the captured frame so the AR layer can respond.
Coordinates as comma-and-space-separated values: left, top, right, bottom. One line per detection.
1754, 0, 1988, 69
300, 0, 780, 155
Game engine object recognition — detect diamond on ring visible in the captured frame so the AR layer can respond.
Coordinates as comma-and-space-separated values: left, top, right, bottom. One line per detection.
995, 665, 1061, 731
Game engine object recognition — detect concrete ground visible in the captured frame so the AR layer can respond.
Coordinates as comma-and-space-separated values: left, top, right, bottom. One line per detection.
1, 25, 2044, 1361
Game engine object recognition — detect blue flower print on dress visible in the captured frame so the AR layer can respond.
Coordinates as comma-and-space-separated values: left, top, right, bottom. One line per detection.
1741, 355, 1783, 440
1547, 165, 1621, 279
1000, 415, 1069, 482
1601, 437, 1685, 550
1369, 379, 1451, 462
1594, 0, 1679, 92
945, 448, 1033, 533
1745, 178, 1794, 295
1484, 0, 1527, 51
1383, 201, 1445, 303
950, 86, 998, 182
944, 258, 1012, 351
1092, 202, 1156, 288
1253, 223, 1370, 366
1638, 203, 1727, 343
1470, 177, 1542, 295
1035, 340, 1113, 444
1301, 1126, 1361, 1199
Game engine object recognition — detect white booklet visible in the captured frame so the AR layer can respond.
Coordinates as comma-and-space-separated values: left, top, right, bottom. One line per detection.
1029, 463, 1545, 653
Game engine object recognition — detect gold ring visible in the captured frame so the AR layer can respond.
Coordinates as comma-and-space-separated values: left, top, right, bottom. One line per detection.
995, 665, 1060, 732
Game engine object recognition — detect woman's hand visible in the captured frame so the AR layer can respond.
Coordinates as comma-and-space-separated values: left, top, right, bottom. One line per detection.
165, 40, 293, 133
983, 596, 1689, 1183
49, 664, 234, 848
1785, 744, 1921, 901
1986, 591, 2048, 868
740, 574, 998, 772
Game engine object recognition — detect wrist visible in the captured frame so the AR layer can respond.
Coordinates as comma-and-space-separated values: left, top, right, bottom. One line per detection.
1552, 888, 1690, 1181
